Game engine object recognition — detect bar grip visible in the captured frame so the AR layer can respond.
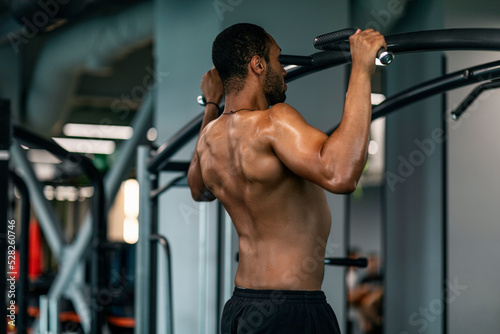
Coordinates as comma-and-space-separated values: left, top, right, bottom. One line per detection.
314, 28, 394, 66
314, 28, 356, 49
324, 257, 368, 267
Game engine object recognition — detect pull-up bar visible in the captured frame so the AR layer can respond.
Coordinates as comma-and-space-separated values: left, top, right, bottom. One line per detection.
451, 79, 500, 120
281, 28, 500, 82
148, 28, 500, 175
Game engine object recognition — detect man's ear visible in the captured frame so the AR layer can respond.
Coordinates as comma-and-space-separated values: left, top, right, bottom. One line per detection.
250, 55, 266, 75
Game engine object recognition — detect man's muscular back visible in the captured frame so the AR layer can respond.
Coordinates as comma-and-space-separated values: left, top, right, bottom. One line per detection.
197, 104, 332, 291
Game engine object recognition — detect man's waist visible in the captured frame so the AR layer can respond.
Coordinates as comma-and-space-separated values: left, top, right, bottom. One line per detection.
232, 287, 327, 304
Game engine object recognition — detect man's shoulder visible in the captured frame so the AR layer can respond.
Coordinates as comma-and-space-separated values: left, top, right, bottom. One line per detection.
267, 103, 306, 124
252, 104, 293, 133
268, 103, 296, 114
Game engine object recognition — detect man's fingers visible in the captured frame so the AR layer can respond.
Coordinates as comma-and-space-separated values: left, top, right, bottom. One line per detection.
201, 66, 224, 103
354, 29, 386, 50
349, 29, 388, 73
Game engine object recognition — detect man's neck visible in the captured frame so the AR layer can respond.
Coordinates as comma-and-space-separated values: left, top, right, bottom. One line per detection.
224, 86, 269, 112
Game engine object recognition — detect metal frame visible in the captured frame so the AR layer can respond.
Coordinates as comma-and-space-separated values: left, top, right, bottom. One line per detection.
8, 91, 152, 333
43, 91, 153, 333
136, 146, 153, 334
12, 126, 105, 333
368, 60, 500, 124
10, 144, 66, 257
135, 27, 500, 334
135, 109, 204, 334
135, 144, 178, 334
452, 79, 500, 120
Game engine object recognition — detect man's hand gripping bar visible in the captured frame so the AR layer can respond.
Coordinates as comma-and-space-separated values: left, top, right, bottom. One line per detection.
314, 28, 394, 66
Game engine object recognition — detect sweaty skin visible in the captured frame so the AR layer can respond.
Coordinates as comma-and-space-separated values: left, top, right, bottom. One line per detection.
188, 29, 386, 291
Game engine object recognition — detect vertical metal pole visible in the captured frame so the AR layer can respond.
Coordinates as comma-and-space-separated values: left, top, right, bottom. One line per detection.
0, 99, 10, 334
135, 146, 152, 334
215, 203, 223, 334
149, 174, 158, 334
39, 296, 49, 334
343, 193, 351, 333
441, 56, 449, 334
165, 240, 174, 334
223, 211, 233, 302
49, 298, 60, 334
90, 167, 106, 334
198, 202, 207, 334
150, 235, 174, 334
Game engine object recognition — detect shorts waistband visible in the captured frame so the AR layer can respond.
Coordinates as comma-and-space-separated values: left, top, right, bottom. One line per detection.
232, 287, 326, 304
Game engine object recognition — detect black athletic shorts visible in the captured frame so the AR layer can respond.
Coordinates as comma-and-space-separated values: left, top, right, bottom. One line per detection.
221, 288, 341, 334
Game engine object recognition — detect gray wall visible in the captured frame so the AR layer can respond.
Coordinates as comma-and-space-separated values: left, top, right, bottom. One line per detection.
349, 186, 383, 257
444, 1, 500, 333
383, 1, 445, 334
347, 2, 500, 334
154, 0, 350, 333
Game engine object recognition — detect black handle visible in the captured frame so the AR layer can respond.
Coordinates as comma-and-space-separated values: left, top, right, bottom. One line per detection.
324, 257, 368, 267
236, 253, 367, 267
314, 28, 394, 66
314, 28, 356, 50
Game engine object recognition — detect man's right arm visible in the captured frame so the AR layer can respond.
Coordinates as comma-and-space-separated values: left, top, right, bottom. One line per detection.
187, 67, 223, 201
268, 29, 386, 193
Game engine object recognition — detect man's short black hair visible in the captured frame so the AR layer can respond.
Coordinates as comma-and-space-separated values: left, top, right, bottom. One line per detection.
212, 23, 271, 93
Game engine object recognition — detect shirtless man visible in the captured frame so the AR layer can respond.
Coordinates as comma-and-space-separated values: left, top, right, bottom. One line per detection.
188, 23, 386, 334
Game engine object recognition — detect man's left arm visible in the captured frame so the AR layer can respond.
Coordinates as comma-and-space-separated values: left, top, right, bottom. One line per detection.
187, 67, 223, 201
188, 151, 216, 201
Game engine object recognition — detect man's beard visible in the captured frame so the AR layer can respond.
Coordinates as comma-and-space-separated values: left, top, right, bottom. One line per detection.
264, 67, 286, 106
